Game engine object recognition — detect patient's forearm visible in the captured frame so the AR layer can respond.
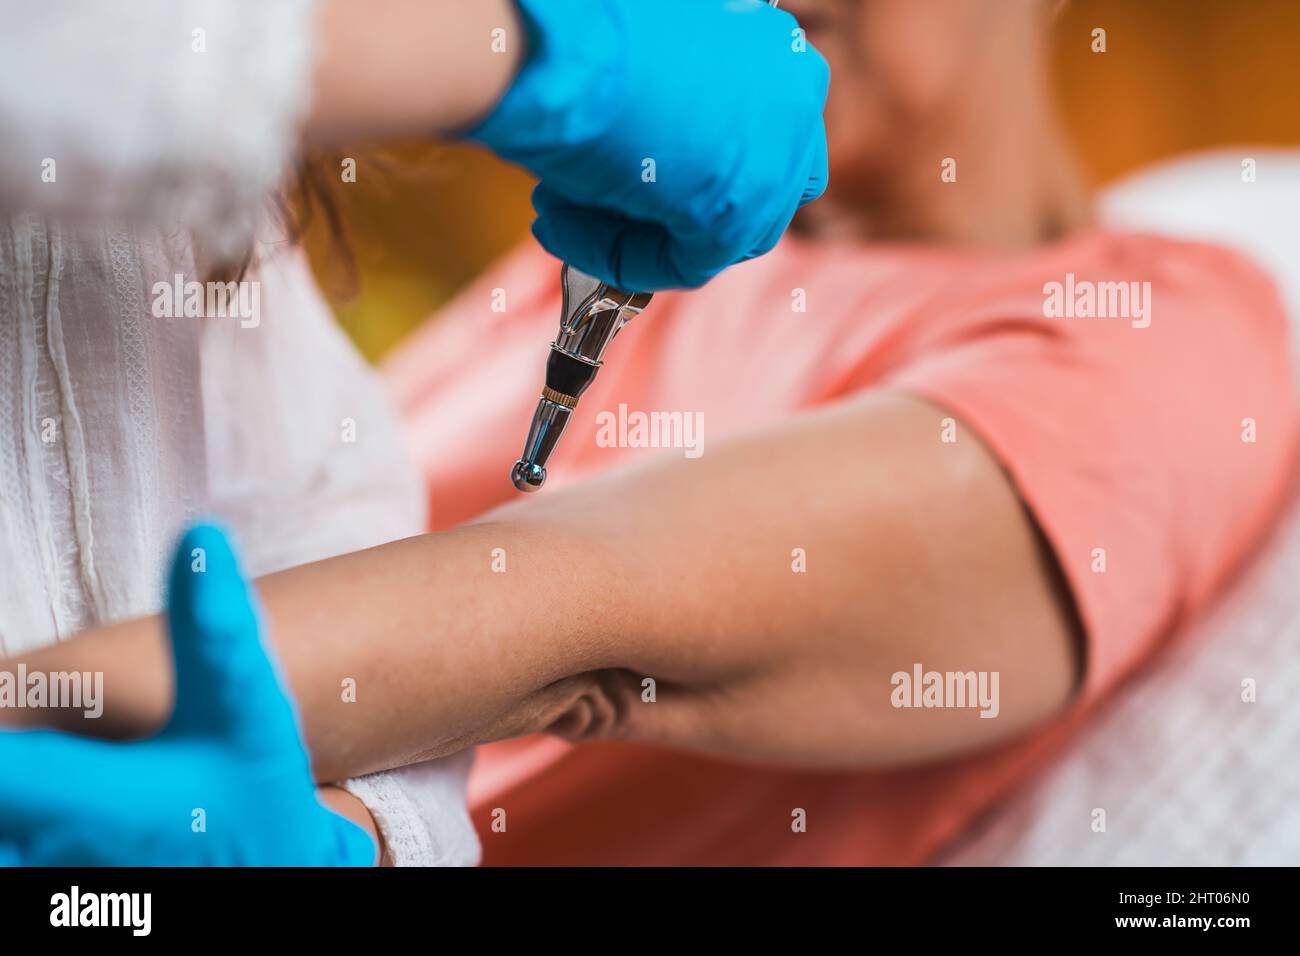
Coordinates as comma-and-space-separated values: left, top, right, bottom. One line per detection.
5, 518, 637, 781
3, 392, 1079, 777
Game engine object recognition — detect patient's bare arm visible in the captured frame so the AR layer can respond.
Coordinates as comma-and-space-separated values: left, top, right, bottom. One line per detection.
1, 391, 1080, 780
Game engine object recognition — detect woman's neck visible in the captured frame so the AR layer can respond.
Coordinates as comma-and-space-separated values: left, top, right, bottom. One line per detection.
803, 52, 1091, 251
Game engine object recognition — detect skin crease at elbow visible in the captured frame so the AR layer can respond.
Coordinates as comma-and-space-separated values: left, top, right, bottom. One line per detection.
0, 0, 1085, 778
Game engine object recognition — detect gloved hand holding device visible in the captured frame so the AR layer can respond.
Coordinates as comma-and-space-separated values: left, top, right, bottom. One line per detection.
470, 0, 830, 290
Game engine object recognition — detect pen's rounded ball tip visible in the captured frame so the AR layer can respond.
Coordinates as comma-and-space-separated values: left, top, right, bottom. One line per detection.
511, 460, 546, 492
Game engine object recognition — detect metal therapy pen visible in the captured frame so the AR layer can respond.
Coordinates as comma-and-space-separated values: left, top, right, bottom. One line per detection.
509, 265, 651, 492
510, 0, 780, 493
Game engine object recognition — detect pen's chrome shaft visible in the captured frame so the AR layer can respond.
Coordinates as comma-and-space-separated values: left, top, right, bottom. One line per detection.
510, 266, 652, 492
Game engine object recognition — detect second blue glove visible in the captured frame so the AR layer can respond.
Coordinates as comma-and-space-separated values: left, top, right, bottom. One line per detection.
0, 525, 375, 866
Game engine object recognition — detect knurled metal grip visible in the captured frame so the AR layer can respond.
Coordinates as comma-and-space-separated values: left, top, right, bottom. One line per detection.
541, 385, 579, 409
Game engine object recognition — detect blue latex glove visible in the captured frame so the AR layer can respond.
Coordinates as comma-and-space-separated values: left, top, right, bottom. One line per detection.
470, 0, 830, 291
0, 524, 375, 866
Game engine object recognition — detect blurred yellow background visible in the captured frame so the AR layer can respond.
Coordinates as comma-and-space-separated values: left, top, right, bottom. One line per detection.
304, 0, 1300, 361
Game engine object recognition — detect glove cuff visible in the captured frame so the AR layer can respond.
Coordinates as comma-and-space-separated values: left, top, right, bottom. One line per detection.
466, 0, 628, 164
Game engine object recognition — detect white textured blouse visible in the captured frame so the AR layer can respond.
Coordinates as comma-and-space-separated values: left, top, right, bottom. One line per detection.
0, 0, 477, 866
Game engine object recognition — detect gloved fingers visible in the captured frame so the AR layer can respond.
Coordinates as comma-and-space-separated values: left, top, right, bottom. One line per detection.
800, 123, 830, 207
744, 144, 819, 261
0, 729, 87, 830
530, 182, 630, 256
324, 810, 379, 867
164, 523, 302, 752
799, 41, 832, 205
531, 186, 715, 290
532, 129, 824, 285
